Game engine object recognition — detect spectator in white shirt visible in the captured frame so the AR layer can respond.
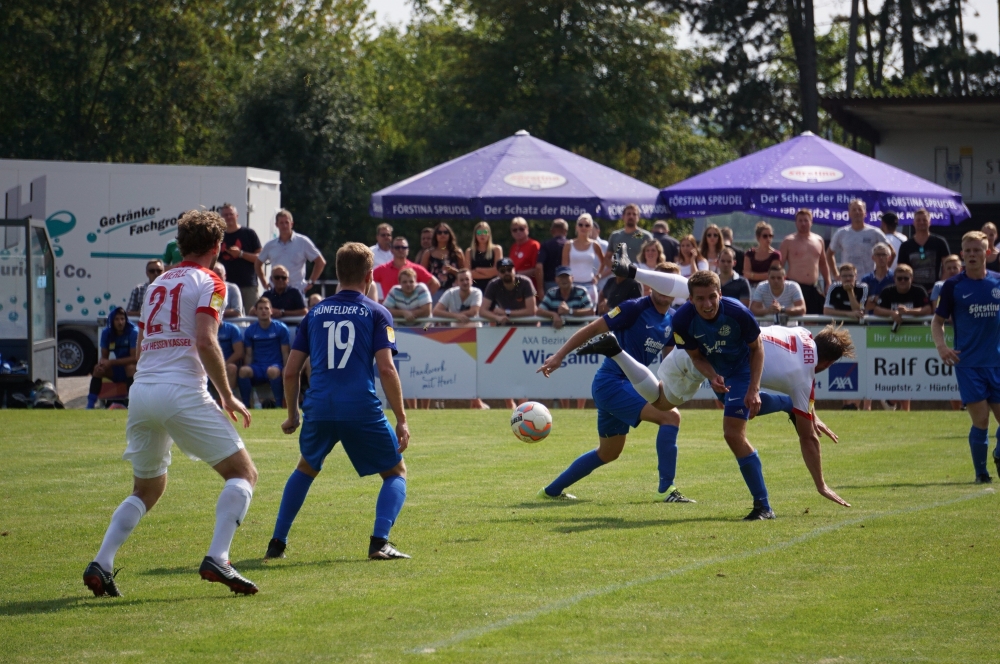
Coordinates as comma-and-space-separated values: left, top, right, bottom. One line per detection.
254, 209, 327, 295
382, 267, 432, 325
212, 263, 244, 317
750, 263, 806, 318
432, 269, 483, 325
880, 211, 907, 270
370, 223, 394, 266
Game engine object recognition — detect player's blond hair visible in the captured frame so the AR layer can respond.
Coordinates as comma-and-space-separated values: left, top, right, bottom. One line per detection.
176, 210, 226, 258
815, 323, 855, 364
687, 269, 721, 294
655, 261, 680, 274
962, 231, 989, 249
336, 242, 374, 285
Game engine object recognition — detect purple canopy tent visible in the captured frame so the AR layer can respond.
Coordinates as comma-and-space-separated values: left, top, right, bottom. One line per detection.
660, 132, 970, 225
370, 130, 666, 221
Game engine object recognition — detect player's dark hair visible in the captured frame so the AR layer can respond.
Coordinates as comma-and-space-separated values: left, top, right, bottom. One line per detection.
337, 242, 374, 285
687, 270, 720, 294
815, 324, 855, 363
176, 210, 225, 258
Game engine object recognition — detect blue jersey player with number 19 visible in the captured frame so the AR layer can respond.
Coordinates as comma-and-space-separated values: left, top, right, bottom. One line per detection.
536, 263, 689, 502
933, 230, 1000, 484
264, 243, 412, 561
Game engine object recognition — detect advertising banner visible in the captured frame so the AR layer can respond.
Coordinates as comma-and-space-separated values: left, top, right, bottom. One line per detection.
393, 327, 478, 400
807, 325, 868, 400
863, 325, 958, 400
477, 327, 601, 398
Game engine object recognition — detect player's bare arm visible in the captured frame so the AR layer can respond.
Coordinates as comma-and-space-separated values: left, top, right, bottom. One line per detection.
794, 414, 850, 507
376, 348, 409, 452
932, 314, 960, 365
281, 349, 308, 434
686, 348, 726, 393
196, 311, 251, 428
538, 317, 610, 377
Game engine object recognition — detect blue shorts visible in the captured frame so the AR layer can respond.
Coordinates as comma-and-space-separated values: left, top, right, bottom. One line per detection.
593, 373, 647, 438
714, 367, 752, 420
299, 416, 401, 477
956, 366, 1000, 405
249, 362, 280, 382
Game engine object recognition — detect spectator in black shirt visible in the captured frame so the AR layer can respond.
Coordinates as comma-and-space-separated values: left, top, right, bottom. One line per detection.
254, 265, 307, 318
219, 203, 262, 310
720, 226, 745, 275
873, 264, 932, 324
651, 220, 680, 263
824, 263, 868, 320
718, 247, 751, 306
897, 208, 950, 293
536, 218, 569, 293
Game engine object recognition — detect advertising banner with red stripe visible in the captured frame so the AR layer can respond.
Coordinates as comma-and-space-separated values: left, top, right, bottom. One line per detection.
476, 327, 601, 398
392, 327, 478, 399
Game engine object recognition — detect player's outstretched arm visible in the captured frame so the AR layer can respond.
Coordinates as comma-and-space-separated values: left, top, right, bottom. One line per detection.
932, 314, 960, 365
281, 349, 308, 434
537, 317, 610, 377
196, 312, 251, 428
794, 414, 850, 507
376, 348, 410, 452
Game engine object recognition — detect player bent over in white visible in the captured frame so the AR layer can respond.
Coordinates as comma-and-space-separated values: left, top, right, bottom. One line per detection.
608, 244, 851, 506
84, 210, 258, 598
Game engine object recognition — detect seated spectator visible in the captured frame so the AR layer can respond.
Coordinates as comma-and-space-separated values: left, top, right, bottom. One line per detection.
432, 269, 482, 325
373, 236, 439, 301
823, 263, 868, 320
383, 267, 432, 325
930, 254, 963, 304
637, 238, 666, 271
598, 272, 642, 315
720, 226, 744, 275
238, 298, 290, 408
86, 307, 138, 409
254, 265, 307, 318
538, 266, 594, 329
873, 264, 933, 323
750, 264, 806, 318
481, 257, 537, 325
125, 259, 163, 317
718, 247, 751, 306
861, 242, 895, 312
217, 319, 245, 396
308, 293, 323, 308
744, 221, 781, 286
213, 263, 244, 317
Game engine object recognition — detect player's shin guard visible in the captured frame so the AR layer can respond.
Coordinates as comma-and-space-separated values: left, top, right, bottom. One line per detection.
656, 425, 679, 493
373, 475, 407, 540
757, 392, 793, 417
94, 495, 146, 570
237, 376, 253, 407
611, 352, 661, 403
272, 469, 314, 543
969, 426, 989, 476
269, 375, 285, 408
546, 450, 605, 496
208, 478, 253, 563
737, 451, 770, 510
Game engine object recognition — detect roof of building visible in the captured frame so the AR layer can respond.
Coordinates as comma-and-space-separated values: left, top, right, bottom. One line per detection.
821, 94, 1000, 144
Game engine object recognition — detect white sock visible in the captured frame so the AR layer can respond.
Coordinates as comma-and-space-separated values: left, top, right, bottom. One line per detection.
611, 352, 661, 403
94, 495, 146, 570
632, 270, 689, 298
207, 478, 253, 563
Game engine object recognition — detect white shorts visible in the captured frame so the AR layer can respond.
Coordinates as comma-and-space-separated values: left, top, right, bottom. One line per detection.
657, 349, 706, 406
123, 383, 245, 479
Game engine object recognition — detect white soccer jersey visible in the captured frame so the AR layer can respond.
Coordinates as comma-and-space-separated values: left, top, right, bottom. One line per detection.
134, 261, 226, 389
757, 325, 817, 420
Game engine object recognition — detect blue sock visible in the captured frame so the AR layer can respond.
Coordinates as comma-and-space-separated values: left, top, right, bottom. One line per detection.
546, 450, 605, 496
737, 451, 770, 509
656, 425, 679, 493
373, 475, 407, 539
86, 393, 98, 409
238, 376, 252, 406
994, 427, 1000, 461
272, 469, 314, 543
269, 375, 285, 407
969, 426, 989, 476
758, 392, 793, 417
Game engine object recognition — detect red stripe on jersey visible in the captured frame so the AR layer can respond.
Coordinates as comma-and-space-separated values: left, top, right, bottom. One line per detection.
761, 334, 797, 353
180, 260, 227, 298
792, 407, 814, 421
196, 305, 221, 321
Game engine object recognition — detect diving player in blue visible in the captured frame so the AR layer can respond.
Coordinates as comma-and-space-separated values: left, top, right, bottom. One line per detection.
237, 297, 290, 407
264, 242, 412, 561
671, 270, 775, 520
537, 263, 691, 502
933, 230, 1000, 483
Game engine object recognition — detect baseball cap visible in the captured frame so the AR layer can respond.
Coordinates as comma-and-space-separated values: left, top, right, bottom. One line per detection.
554, 266, 573, 276
497, 258, 515, 269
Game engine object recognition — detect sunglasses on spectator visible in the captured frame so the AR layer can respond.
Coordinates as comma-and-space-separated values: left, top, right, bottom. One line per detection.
272, 275, 288, 281
393, 245, 409, 250
760, 233, 773, 238
147, 268, 163, 274
707, 233, 719, 237
475, 229, 489, 236
436, 230, 450, 235
896, 276, 911, 281
577, 222, 591, 227
511, 227, 527, 233
498, 267, 513, 273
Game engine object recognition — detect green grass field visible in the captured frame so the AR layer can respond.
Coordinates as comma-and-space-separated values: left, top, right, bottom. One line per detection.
1, 409, 997, 662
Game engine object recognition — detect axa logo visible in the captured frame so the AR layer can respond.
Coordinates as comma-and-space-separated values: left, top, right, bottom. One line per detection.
827, 362, 858, 392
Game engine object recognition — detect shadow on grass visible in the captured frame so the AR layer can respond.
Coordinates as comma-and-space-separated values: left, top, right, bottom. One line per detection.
232, 557, 367, 572
836, 481, 973, 489
509, 500, 591, 509
0, 595, 207, 616
539, 515, 732, 533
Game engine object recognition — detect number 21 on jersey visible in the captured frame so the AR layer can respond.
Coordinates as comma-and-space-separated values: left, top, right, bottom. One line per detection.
324, 320, 355, 368
146, 284, 183, 335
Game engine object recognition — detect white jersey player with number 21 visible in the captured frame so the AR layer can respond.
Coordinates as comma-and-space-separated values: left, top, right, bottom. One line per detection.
83, 210, 260, 598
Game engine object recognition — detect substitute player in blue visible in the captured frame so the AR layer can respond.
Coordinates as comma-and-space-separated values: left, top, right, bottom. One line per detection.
933, 230, 1000, 483
264, 242, 411, 561
217, 320, 244, 397
237, 297, 290, 407
537, 263, 691, 502
671, 270, 775, 520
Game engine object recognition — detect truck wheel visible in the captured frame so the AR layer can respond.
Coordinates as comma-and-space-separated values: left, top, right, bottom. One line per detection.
58, 331, 97, 376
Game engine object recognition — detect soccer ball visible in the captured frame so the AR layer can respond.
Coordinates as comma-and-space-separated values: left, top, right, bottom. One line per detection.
510, 401, 552, 443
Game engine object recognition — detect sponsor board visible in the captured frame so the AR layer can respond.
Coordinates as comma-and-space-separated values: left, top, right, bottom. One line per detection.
864, 326, 958, 399
477, 327, 601, 398
391, 327, 478, 399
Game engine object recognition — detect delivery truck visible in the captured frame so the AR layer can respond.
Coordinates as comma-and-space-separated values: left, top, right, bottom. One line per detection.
1, 159, 281, 375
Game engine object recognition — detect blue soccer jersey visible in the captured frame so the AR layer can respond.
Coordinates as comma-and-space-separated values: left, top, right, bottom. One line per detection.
935, 271, 1000, 368
291, 289, 397, 421
217, 321, 243, 361
596, 296, 673, 380
244, 319, 290, 367
670, 297, 760, 377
